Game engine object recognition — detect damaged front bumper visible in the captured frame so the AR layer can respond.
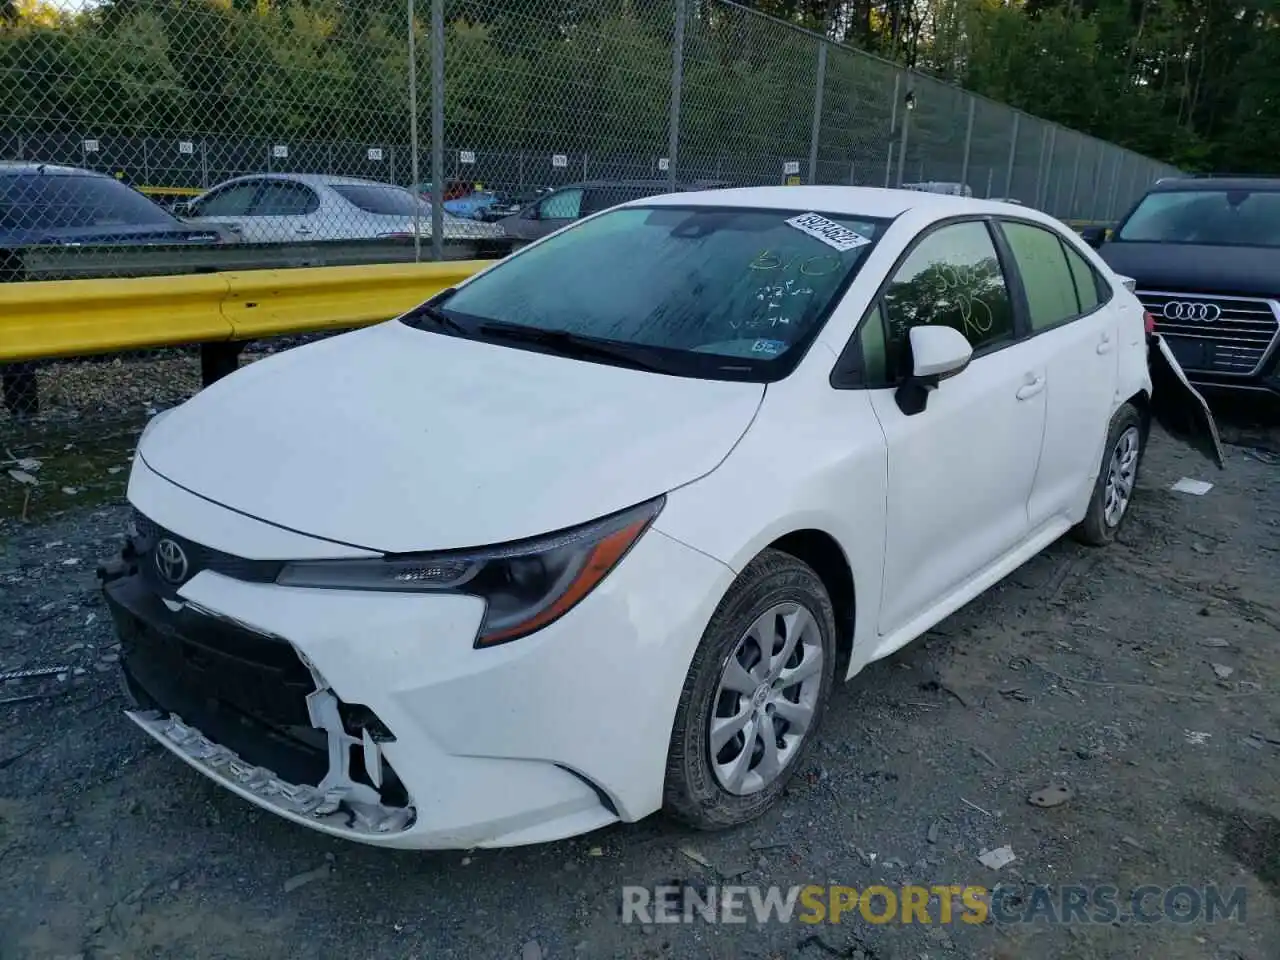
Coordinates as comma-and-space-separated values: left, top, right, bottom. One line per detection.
102, 566, 417, 838
95, 498, 645, 849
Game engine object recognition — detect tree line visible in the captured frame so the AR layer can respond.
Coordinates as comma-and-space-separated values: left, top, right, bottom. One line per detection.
2, 0, 1268, 175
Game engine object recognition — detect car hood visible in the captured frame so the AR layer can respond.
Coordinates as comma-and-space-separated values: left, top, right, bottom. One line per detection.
1097, 242, 1280, 298
138, 321, 765, 554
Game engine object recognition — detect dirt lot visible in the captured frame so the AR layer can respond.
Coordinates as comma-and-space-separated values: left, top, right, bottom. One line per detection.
1, 394, 1278, 960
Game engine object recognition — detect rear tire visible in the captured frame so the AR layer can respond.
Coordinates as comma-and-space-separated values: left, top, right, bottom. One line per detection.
1072, 403, 1144, 546
663, 549, 836, 831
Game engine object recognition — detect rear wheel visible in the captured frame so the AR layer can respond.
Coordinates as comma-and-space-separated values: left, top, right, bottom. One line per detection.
663, 549, 836, 830
1072, 403, 1144, 546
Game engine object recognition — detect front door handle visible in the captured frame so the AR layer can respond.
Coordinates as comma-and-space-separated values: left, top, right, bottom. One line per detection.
1097, 332, 1113, 355
1016, 375, 1046, 400
295, 228, 313, 235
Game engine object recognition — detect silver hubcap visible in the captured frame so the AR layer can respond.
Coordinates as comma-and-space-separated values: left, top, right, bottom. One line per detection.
1103, 426, 1140, 527
709, 602, 824, 796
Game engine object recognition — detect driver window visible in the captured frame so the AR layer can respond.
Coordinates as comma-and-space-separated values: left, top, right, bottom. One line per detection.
194, 181, 260, 217
882, 221, 1014, 377
539, 187, 583, 220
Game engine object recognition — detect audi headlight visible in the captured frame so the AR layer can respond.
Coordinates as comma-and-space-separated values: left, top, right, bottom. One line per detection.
276, 496, 664, 647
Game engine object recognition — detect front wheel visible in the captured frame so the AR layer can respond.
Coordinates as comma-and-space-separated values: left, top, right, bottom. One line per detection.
663, 549, 837, 831
1072, 403, 1145, 546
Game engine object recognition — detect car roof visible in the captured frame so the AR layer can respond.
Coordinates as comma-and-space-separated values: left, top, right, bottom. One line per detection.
0, 162, 113, 179
555, 179, 727, 190
632, 185, 1035, 220
212, 173, 408, 190
1149, 176, 1280, 193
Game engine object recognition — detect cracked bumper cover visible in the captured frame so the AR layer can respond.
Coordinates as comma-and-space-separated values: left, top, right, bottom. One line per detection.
100, 501, 734, 849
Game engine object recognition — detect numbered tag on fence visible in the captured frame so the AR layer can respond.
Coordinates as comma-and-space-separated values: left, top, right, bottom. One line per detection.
82, 139, 99, 153
459, 150, 476, 165
658, 158, 670, 172
272, 145, 289, 159
552, 154, 568, 169
367, 147, 384, 161
179, 141, 194, 155
783, 161, 800, 175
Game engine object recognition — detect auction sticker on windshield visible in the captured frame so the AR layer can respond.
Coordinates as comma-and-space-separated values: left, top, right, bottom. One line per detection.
785, 213, 872, 252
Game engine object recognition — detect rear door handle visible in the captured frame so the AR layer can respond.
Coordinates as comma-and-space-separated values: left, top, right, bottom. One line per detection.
1097, 332, 1114, 355
1016, 375, 1045, 400
295, 228, 313, 235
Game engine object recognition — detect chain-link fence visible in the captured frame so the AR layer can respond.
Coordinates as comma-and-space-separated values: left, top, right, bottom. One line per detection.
1, 0, 1179, 440
1, 0, 1176, 279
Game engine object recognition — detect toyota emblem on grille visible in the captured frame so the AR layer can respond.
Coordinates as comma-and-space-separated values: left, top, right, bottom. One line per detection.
1161, 300, 1222, 322
155, 538, 189, 585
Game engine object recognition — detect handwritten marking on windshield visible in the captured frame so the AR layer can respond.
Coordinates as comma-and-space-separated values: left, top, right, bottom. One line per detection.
749, 249, 842, 276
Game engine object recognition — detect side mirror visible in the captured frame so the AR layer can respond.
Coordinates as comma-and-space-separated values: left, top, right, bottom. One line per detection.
894, 325, 973, 416
1080, 225, 1107, 249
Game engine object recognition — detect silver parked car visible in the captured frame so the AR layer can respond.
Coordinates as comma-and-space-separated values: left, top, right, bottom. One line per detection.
178, 173, 505, 243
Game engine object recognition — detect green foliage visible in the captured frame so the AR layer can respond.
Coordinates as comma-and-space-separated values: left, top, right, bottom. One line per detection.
4, 0, 1266, 174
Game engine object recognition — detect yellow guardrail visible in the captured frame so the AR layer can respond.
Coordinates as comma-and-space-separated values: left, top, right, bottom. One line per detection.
0, 260, 492, 364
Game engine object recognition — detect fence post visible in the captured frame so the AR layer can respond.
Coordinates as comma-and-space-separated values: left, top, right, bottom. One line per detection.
407, 0, 422, 261
1032, 125, 1046, 209
1003, 113, 1019, 198
1106, 151, 1122, 220
1066, 134, 1081, 221
959, 95, 974, 195
808, 41, 827, 185
895, 78, 911, 188
429, 0, 444, 260
668, 0, 686, 190
1043, 125, 1057, 212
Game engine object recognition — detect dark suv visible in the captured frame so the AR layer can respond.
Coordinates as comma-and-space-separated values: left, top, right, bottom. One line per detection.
498, 179, 728, 243
1083, 176, 1280, 398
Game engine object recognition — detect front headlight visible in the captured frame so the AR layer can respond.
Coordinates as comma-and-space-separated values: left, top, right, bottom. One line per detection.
276, 496, 664, 647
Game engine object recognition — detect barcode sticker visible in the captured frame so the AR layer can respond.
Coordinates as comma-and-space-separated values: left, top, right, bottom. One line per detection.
785, 212, 871, 252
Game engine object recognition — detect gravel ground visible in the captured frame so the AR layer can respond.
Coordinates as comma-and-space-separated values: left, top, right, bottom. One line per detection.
0, 393, 1278, 960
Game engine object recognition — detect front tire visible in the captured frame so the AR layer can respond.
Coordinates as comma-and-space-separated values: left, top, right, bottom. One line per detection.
1072, 403, 1144, 546
663, 549, 837, 831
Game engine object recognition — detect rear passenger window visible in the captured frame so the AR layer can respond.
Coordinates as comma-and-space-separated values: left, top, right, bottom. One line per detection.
1063, 244, 1102, 313
1001, 221, 1079, 331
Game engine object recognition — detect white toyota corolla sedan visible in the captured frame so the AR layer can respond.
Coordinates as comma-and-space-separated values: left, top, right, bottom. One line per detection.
100, 187, 1221, 849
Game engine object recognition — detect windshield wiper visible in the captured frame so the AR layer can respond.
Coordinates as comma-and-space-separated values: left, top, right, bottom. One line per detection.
400, 295, 469, 335
476, 321, 670, 373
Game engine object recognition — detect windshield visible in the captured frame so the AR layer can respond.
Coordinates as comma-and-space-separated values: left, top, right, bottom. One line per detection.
0, 173, 176, 230
331, 183, 445, 218
425, 205, 886, 380
1116, 189, 1280, 247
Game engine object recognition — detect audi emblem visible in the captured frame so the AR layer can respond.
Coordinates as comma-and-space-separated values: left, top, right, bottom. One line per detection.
154, 538, 190, 585
1161, 301, 1221, 323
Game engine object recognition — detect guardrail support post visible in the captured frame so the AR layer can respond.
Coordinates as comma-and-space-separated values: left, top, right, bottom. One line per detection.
201, 342, 247, 387
808, 42, 827, 185
668, 0, 686, 190
1, 365, 38, 419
